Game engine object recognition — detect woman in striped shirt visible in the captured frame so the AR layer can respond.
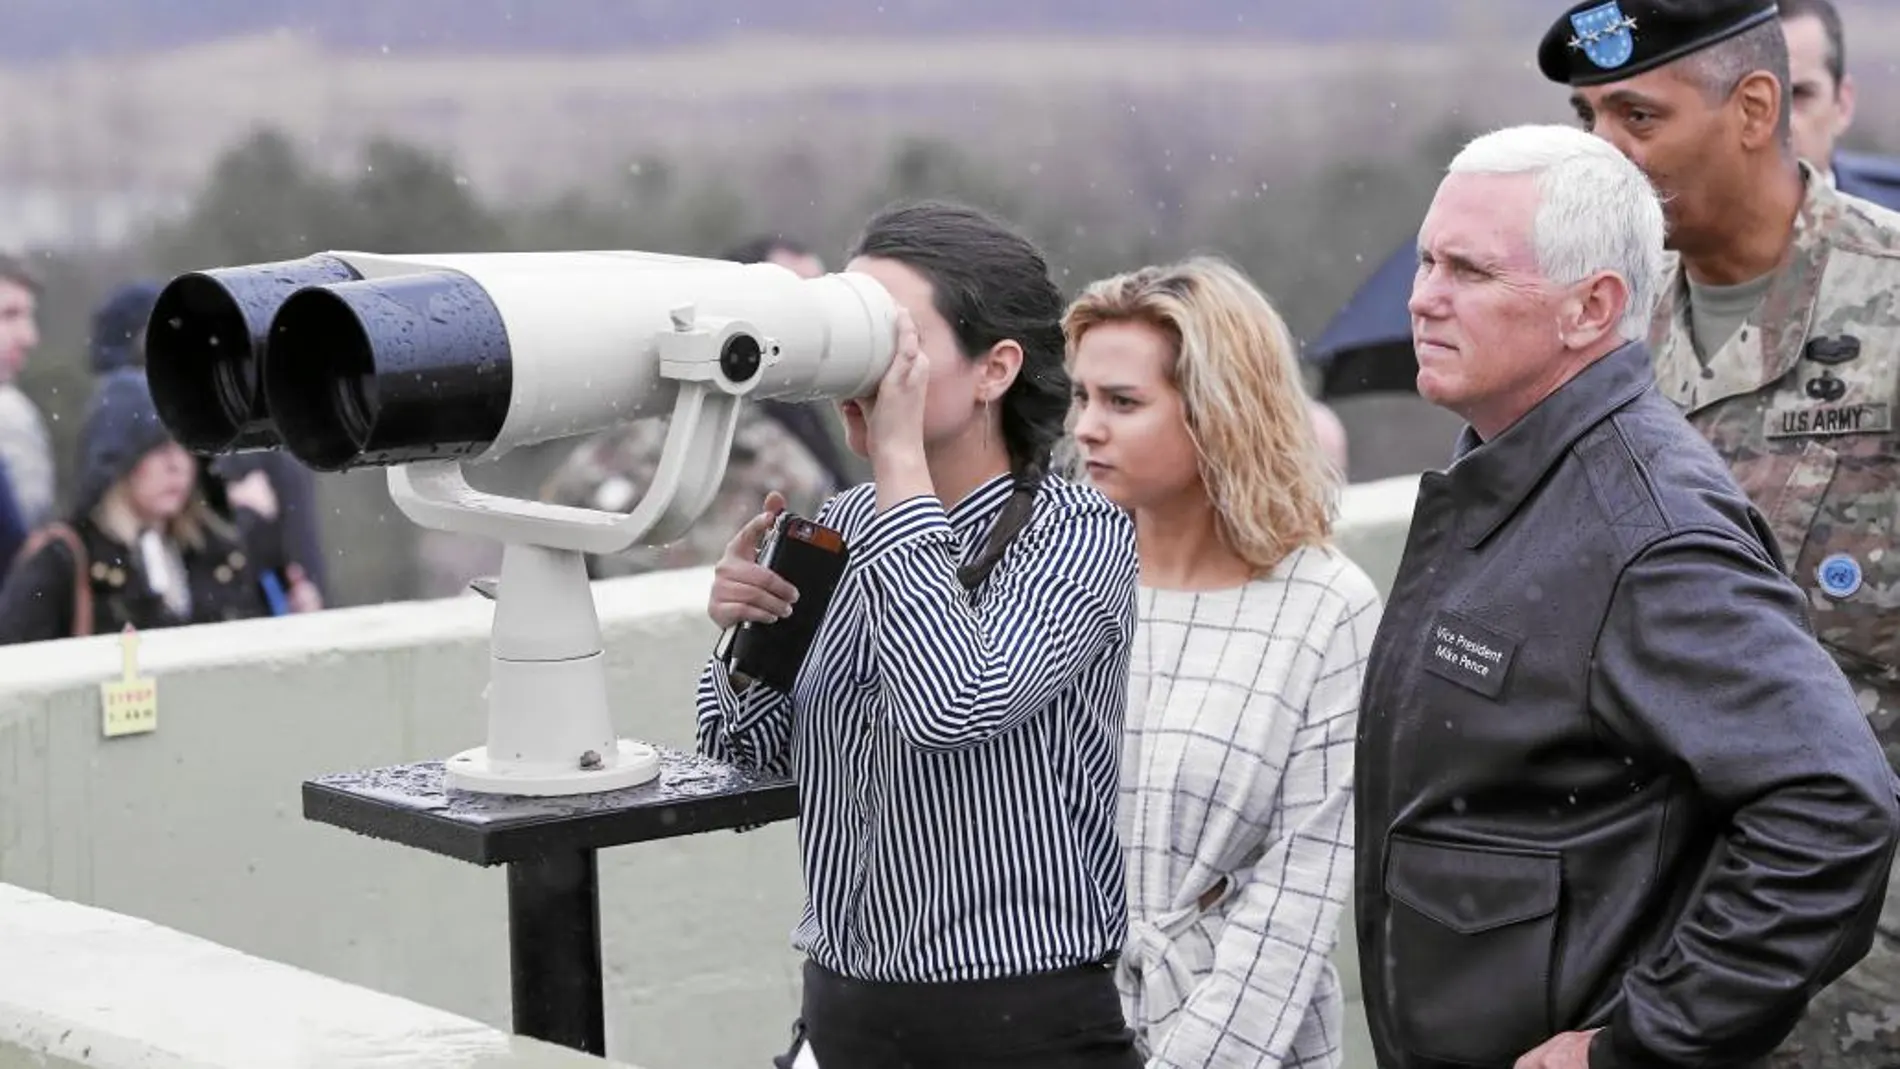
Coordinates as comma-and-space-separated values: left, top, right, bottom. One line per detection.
697, 200, 1144, 1069
1066, 257, 1383, 1069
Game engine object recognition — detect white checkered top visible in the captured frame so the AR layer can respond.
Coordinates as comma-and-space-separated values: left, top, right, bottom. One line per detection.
1116, 544, 1382, 1068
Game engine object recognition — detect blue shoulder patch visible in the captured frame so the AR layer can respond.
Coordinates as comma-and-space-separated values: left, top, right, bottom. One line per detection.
1818, 552, 1864, 600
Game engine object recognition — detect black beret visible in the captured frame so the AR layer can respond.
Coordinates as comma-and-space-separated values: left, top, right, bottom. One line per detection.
1538, 0, 1778, 87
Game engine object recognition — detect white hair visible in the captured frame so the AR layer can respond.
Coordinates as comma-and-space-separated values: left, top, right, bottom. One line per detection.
1446, 124, 1668, 341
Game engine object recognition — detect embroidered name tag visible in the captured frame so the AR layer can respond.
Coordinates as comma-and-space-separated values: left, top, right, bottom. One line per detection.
1422, 611, 1517, 699
1765, 402, 1893, 438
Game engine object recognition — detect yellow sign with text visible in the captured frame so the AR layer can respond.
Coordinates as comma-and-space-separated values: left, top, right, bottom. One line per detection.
100, 626, 157, 738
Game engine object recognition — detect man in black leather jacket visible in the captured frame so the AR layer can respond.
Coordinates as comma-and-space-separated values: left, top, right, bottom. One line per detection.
1356, 121, 1900, 1069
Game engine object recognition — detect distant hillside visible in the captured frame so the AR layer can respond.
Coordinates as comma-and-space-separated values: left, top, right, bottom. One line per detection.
8, 0, 1534, 61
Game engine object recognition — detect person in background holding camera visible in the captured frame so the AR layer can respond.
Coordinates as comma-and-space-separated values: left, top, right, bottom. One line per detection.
1066, 256, 1381, 1069
0, 369, 320, 644
696, 200, 1144, 1069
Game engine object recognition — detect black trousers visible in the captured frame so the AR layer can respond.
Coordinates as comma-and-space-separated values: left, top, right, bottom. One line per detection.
792, 958, 1144, 1069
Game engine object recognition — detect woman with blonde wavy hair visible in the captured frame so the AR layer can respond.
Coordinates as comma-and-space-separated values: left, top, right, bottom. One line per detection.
1066, 256, 1382, 1069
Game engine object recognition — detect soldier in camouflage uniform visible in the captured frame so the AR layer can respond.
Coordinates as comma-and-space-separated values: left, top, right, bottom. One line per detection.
540, 407, 840, 578
1542, 1, 1899, 1064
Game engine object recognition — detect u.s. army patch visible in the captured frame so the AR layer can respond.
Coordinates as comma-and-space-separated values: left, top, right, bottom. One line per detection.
1567, 2, 1637, 70
1765, 401, 1893, 439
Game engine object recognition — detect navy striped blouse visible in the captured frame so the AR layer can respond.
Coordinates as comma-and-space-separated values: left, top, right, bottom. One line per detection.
696, 471, 1140, 983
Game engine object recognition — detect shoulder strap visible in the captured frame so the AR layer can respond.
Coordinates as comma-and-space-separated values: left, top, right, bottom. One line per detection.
11, 522, 94, 638
956, 474, 1043, 595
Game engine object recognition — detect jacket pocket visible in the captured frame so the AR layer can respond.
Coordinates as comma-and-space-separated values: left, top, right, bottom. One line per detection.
1749, 437, 1836, 565
1746, 437, 1898, 681
1383, 835, 1561, 1065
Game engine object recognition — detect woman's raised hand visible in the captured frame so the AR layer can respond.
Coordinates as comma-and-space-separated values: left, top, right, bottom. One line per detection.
865, 309, 930, 469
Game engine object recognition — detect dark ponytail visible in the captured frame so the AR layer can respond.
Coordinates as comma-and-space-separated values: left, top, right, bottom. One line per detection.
956, 461, 1042, 593
848, 200, 1068, 594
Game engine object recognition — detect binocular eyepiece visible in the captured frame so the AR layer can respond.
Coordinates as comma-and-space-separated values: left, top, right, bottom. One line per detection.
143, 251, 898, 473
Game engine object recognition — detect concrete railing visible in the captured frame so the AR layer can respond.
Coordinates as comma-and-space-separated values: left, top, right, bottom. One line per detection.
0, 882, 645, 1069
0, 474, 1419, 1069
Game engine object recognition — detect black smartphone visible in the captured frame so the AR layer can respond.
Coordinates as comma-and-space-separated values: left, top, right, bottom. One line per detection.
716, 512, 850, 693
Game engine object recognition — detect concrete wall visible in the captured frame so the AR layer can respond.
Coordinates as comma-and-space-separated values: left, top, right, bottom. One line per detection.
0, 882, 643, 1069
0, 473, 1419, 1069
1333, 392, 1467, 486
